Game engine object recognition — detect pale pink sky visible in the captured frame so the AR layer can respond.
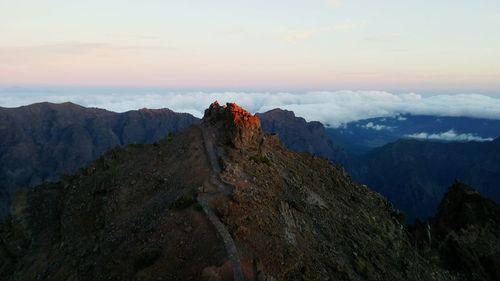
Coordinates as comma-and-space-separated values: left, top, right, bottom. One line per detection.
1, 0, 499, 91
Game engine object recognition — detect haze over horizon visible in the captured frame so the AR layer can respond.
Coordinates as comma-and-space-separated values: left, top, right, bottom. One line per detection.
1, 0, 500, 92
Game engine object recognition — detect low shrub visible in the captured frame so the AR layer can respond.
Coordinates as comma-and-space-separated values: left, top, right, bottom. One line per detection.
134, 248, 161, 270
170, 195, 195, 210
250, 155, 271, 166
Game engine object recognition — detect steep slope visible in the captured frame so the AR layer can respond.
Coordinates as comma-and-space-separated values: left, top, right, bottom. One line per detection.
0, 102, 464, 281
348, 138, 500, 222
257, 109, 348, 165
411, 182, 500, 281
0, 102, 198, 215
258, 109, 500, 223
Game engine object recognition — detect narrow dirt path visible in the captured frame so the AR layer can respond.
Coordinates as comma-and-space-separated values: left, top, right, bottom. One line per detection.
198, 125, 244, 281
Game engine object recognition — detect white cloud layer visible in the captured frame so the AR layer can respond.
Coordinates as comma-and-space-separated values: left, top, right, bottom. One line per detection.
405, 130, 494, 142
1, 89, 500, 127
360, 122, 394, 131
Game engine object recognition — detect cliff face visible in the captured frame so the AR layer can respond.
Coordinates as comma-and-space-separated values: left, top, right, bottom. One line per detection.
0, 102, 488, 280
0, 102, 198, 216
204, 101, 262, 149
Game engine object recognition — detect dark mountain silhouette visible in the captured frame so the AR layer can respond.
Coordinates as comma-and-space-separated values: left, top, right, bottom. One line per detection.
0, 102, 198, 215
257, 108, 348, 165
349, 138, 500, 222
0, 102, 474, 281
411, 181, 500, 281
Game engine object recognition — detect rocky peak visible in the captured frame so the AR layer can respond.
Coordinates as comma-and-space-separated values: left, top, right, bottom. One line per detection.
411, 182, 500, 281
433, 181, 500, 231
138, 108, 174, 114
203, 101, 262, 148
260, 108, 296, 119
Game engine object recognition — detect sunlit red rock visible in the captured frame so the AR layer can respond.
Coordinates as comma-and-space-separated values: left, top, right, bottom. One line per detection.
203, 101, 262, 148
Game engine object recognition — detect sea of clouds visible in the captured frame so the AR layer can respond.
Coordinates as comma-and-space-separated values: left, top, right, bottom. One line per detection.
1, 89, 500, 127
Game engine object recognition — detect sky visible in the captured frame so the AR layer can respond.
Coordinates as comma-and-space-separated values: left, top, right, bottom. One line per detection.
1, 0, 500, 92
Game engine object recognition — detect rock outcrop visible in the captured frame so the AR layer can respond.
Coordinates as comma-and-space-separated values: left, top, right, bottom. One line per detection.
204, 101, 262, 148
411, 181, 500, 281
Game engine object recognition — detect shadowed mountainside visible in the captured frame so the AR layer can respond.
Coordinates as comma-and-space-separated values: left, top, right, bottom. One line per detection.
411, 182, 500, 281
256, 109, 500, 223
257, 109, 349, 165
0, 102, 198, 215
0, 102, 475, 281
349, 138, 500, 222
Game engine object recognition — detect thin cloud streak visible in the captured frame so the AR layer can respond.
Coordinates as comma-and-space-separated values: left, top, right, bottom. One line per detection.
405, 130, 494, 142
361, 122, 394, 131
0, 42, 177, 65
326, 0, 343, 8
281, 20, 367, 43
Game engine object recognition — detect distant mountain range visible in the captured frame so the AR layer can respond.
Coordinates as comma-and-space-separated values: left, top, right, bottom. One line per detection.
349, 138, 500, 222
327, 115, 500, 154
1, 102, 499, 224
0, 102, 198, 215
256, 109, 349, 165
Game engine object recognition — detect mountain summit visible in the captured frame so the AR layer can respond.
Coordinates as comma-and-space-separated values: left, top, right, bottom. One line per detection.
203, 101, 262, 148
0, 102, 491, 280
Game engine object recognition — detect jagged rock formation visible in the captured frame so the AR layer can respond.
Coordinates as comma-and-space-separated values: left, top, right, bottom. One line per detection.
204, 101, 262, 149
0, 102, 485, 280
411, 182, 500, 281
0, 102, 198, 216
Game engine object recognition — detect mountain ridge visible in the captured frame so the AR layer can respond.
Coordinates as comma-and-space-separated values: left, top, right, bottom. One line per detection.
0, 102, 198, 215
2, 102, 499, 226
257, 108, 348, 165
327, 115, 500, 154
351, 137, 500, 221
0, 102, 475, 280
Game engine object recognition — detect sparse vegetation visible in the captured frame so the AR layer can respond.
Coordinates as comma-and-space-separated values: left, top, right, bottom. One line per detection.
194, 202, 204, 212
170, 195, 195, 210
391, 210, 406, 224
134, 248, 161, 270
250, 155, 271, 166
167, 132, 175, 141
